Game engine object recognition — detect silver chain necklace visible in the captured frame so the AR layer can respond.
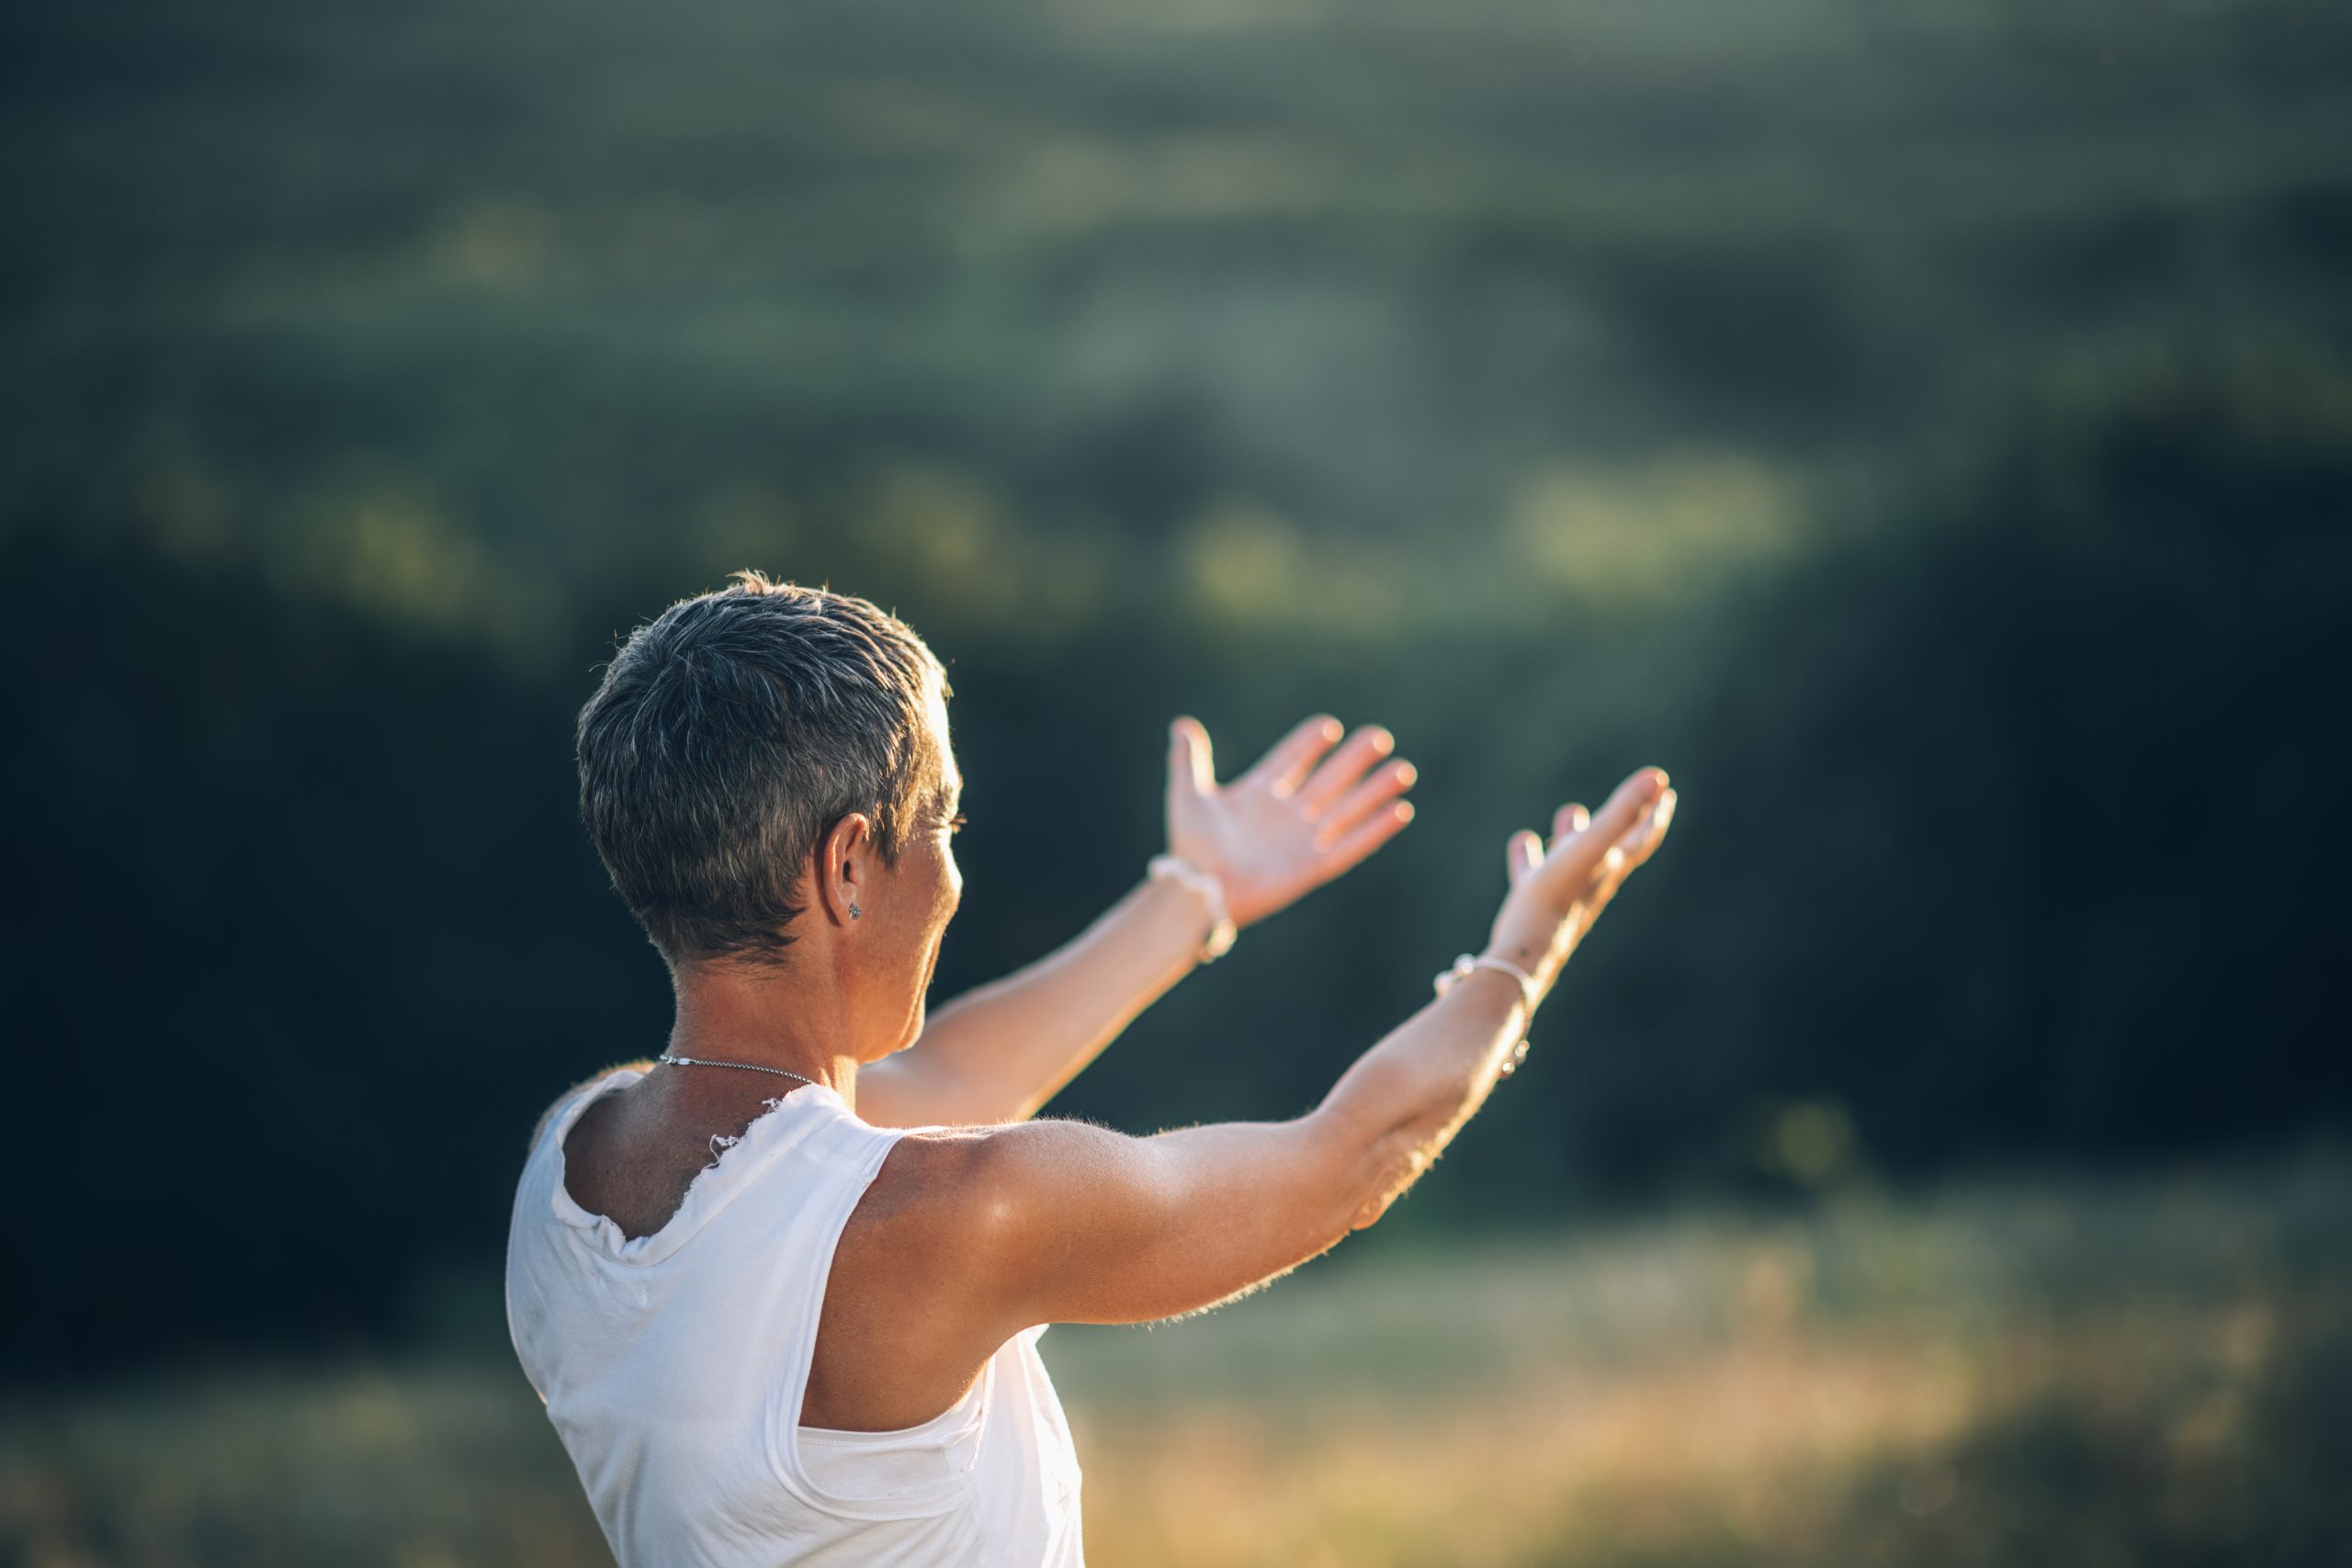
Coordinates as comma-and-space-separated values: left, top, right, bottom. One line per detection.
657, 1052, 824, 1092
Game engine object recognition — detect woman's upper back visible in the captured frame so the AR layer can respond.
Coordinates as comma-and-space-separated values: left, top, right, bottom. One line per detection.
504, 1069, 1085, 1566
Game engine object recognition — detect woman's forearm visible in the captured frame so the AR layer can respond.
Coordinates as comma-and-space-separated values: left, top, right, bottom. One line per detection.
1307, 964, 1535, 1230
858, 873, 1217, 1127
1303, 773, 1669, 1231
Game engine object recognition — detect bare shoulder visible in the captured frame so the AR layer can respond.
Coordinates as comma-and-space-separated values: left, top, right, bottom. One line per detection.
804, 1118, 1143, 1427
834, 1105, 1359, 1348
850, 1117, 1127, 1247
526, 1060, 655, 1154
867, 1116, 1150, 1226
843, 1118, 1148, 1308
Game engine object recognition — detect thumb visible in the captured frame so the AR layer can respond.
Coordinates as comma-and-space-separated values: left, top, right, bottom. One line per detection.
1506, 829, 1544, 887
1170, 716, 1216, 796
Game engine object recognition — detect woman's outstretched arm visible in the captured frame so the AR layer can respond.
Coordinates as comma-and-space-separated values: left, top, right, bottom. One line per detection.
856, 871, 1228, 1127
879, 766, 1675, 1349
855, 713, 1418, 1128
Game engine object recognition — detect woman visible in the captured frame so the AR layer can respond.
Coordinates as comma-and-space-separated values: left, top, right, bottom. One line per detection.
505, 572, 1676, 1566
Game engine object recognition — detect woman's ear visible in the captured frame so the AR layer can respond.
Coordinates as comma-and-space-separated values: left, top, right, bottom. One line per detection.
818, 811, 875, 927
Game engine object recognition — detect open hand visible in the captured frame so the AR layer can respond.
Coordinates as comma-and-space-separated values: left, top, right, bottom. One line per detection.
1165, 714, 1418, 930
1490, 766, 1678, 1004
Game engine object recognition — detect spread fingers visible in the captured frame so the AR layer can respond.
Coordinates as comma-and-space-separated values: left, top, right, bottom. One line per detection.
1315, 756, 1418, 840
1297, 726, 1398, 814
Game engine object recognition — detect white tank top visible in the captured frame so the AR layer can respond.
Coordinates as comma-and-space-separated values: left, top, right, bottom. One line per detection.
504, 1069, 1087, 1566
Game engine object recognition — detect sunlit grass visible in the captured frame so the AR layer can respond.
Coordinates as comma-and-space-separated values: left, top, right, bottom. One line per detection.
1053, 1154, 2351, 1566
6, 1154, 2346, 1567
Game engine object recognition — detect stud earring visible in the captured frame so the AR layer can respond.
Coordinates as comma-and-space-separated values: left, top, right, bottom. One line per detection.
849, 901, 862, 920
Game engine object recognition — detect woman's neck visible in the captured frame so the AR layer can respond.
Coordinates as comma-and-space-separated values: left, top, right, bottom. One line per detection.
667, 953, 865, 1108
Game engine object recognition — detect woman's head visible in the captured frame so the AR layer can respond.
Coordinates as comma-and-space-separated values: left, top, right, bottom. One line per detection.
575, 573, 960, 1011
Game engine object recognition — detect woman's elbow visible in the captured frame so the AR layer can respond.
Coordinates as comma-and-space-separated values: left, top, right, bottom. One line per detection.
1344, 1136, 1433, 1230
1293, 1110, 1432, 1235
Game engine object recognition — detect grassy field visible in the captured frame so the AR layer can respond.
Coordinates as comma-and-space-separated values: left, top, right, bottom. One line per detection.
7, 1152, 2348, 1568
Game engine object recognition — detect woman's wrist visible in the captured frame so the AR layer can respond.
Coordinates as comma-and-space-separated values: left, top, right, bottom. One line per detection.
1145, 854, 1238, 965
1432, 953, 1541, 1077
1435, 952, 1540, 1016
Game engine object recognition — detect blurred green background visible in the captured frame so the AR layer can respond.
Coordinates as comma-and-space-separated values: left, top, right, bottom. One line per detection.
5, 0, 2348, 1562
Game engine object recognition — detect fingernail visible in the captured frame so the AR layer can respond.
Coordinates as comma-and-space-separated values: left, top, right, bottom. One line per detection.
1396, 761, 1417, 786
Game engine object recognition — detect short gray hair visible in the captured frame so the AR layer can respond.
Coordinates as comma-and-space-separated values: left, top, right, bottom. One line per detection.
575, 571, 950, 966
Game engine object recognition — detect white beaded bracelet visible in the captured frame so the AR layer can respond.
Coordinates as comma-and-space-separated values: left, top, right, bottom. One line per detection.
1147, 854, 1238, 963
1432, 953, 1541, 1077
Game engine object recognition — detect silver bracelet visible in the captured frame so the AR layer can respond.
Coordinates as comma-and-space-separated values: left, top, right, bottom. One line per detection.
1432, 953, 1540, 1077
1147, 854, 1238, 963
